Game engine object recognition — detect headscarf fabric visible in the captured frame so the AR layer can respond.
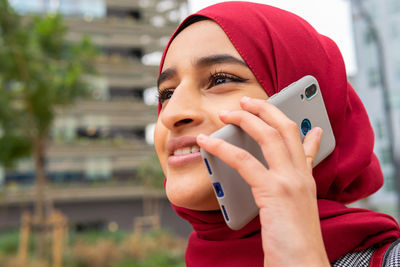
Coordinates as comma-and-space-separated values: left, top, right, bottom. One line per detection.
158, 2, 400, 265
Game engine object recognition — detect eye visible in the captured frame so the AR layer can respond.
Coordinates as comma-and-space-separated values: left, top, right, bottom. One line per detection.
158, 89, 174, 104
208, 72, 248, 88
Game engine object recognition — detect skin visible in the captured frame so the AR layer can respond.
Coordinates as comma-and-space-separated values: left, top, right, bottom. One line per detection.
155, 20, 269, 210
155, 20, 330, 266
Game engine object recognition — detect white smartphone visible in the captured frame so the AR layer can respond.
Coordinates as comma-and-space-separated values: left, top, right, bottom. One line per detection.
200, 75, 336, 230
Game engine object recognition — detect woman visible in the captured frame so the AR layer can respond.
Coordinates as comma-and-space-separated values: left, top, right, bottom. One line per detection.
154, 2, 400, 266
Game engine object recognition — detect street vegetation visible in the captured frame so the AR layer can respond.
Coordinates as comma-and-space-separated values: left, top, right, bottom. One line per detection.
0, 229, 186, 267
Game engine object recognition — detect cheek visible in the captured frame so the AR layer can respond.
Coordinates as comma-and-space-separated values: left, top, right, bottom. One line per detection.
205, 96, 243, 121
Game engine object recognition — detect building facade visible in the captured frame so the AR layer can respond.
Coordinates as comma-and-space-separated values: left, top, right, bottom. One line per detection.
6, 0, 187, 185
1, 0, 191, 234
350, 0, 400, 216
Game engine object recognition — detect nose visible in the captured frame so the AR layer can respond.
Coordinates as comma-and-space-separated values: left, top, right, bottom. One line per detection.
160, 84, 203, 131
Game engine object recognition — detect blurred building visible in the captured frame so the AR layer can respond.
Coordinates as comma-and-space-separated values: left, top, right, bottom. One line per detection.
1, 0, 192, 236
350, 0, 400, 215
8, 0, 187, 185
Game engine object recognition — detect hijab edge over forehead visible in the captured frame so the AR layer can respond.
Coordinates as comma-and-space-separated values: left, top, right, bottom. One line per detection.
158, 13, 275, 96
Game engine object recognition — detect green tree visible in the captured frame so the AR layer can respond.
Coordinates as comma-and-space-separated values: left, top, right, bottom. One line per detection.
136, 153, 165, 189
0, 0, 97, 257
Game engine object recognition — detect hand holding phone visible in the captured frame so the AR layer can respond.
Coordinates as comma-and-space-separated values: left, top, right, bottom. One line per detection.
200, 75, 335, 230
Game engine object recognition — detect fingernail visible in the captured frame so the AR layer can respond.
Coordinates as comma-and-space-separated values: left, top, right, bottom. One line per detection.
241, 96, 251, 102
311, 127, 323, 137
197, 134, 208, 143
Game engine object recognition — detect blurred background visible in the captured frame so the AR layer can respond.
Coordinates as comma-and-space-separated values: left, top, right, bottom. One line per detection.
0, 0, 398, 266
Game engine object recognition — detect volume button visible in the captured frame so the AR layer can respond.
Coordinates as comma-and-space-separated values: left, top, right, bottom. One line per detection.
204, 158, 212, 175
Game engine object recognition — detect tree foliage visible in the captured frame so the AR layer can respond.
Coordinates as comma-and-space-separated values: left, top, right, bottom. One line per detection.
0, 0, 97, 167
136, 153, 165, 189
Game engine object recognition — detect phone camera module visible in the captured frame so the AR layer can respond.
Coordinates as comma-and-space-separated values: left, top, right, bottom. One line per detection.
301, 119, 312, 135
305, 84, 317, 99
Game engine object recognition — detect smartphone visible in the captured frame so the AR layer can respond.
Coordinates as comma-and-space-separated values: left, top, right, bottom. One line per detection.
200, 75, 335, 230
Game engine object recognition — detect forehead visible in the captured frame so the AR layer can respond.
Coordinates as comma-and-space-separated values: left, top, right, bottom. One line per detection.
162, 20, 243, 71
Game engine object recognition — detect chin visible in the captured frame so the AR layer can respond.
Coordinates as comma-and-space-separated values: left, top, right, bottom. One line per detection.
165, 173, 219, 210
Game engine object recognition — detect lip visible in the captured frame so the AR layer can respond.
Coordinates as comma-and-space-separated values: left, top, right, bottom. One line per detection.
166, 136, 199, 155
166, 136, 202, 167
168, 152, 202, 167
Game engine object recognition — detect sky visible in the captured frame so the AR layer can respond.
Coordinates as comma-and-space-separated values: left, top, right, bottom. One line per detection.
187, 0, 357, 75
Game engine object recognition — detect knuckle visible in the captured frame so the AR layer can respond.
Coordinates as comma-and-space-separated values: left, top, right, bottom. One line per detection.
256, 101, 267, 111
259, 127, 281, 145
258, 102, 271, 116
272, 171, 315, 197
269, 179, 292, 197
254, 126, 282, 148
213, 138, 225, 150
233, 149, 253, 163
285, 120, 298, 133
305, 154, 315, 166
253, 126, 272, 145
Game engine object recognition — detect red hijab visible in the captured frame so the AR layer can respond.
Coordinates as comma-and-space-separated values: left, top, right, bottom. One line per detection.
158, 2, 400, 265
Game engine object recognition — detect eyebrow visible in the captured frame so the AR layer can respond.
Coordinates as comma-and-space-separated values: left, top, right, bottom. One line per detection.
196, 54, 248, 68
157, 68, 177, 88
157, 54, 248, 87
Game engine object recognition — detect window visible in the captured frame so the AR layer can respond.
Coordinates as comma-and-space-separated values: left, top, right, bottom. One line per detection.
106, 7, 142, 21
77, 126, 102, 138
128, 10, 141, 20
374, 120, 384, 139
104, 47, 144, 61
85, 157, 111, 180
364, 30, 375, 45
110, 128, 145, 139
85, 76, 109, 101
379, 146, 392, 165
109, 87, 144, 101
368, 67, 380, 88
77, 127, 146, 140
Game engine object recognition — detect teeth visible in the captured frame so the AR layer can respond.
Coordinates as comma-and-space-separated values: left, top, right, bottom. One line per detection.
174, 148, 183, 155
182, 147, 191, 154
173, 145, 200, 155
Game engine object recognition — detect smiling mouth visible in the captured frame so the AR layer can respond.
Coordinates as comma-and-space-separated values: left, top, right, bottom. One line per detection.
168, 144, 202, 167
172, 145, 200, 156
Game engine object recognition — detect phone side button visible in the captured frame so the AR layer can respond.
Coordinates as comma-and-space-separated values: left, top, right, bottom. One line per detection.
203, 158, 212, 175
213, 182, 224, 198
221, 205, 229, 221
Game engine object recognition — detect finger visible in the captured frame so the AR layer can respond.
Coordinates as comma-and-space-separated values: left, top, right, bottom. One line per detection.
218, 109, 292, 170
302, 127, 323, 172
197, 133, 268, 188
240, 97, 306, 170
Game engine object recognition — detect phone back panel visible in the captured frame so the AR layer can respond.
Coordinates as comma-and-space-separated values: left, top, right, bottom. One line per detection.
200, 75, 335, 230
268, 76, 335, 166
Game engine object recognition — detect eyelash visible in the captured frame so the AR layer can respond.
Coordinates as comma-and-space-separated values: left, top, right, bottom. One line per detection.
207, 72, 248, 89
157, 72, 248, 104
157, 89, 174, 104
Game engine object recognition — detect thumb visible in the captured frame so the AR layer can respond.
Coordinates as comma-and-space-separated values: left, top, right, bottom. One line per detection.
302, 127, 323, 172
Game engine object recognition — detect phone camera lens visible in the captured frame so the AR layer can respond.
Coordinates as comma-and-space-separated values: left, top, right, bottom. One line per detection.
305, 84, 317, 99
301, 119, 311, 135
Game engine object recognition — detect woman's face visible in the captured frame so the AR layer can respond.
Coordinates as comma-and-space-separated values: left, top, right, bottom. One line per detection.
155, 20, 268, 210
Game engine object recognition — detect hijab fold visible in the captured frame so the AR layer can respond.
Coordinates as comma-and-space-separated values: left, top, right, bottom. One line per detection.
158, 2, 400, 265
